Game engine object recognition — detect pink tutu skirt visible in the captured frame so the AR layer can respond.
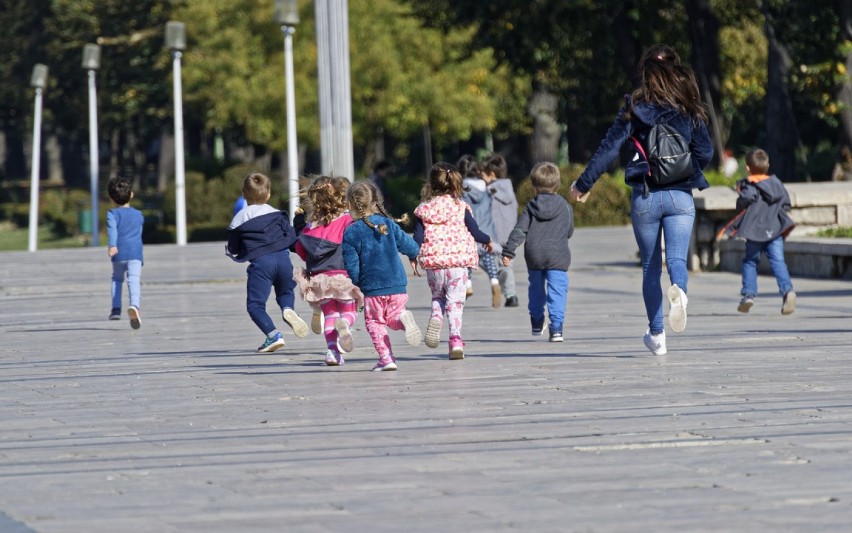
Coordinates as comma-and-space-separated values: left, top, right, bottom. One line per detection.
294, 267, 364, 308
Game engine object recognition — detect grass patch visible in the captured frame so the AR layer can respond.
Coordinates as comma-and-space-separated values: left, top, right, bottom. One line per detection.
0, 223, 92, 251
814, 227, 852, 238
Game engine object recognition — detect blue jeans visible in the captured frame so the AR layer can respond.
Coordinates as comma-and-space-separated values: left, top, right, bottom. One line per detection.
631, 188, 695, 334
741, 237, 793, 297
246, 249, 297, 336
111, 259, 142, 310
527, 269, 568, 334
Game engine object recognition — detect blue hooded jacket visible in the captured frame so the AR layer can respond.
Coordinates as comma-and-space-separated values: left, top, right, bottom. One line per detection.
575, 96, 714, 194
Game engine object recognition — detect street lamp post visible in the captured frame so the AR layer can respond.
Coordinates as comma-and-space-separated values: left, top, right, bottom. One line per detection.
275, 0, 300, 221
165, 21, 187, 246
27, 64, 48, 252
82, 44, 101, 247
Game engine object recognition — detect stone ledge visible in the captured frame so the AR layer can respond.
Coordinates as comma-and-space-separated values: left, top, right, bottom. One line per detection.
719, 238, 852, 279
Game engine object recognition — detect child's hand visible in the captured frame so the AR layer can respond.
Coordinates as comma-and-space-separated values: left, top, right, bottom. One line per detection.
484, 240, 494, 253
108, 246, 118, 257
502, 256, 510, 267
410, 258, 421, 277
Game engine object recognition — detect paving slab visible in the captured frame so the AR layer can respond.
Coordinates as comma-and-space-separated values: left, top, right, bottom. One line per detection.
1, 226, 851, 532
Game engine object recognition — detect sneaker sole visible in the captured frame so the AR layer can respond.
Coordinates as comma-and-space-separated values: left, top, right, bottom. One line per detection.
311, 312, 323, 334
283, 309, 309, 338
667, 285, 687, 333
737, 301, 754, 313
258, 339, 286, 353
449, 348, 464, 360
424, 318, 442, 349
491, 285, 502, 308
782, 292, 796, 315
372, 361, 398, 371
549, 337, 563, 343
335, 318, 354, 353
643, 332, 667, 355
128, 307, 141, 330
399, 311, 422, 346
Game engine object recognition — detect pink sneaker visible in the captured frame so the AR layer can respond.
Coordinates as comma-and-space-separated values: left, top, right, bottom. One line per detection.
448, 335, 464, 360
372, 355, 397, 372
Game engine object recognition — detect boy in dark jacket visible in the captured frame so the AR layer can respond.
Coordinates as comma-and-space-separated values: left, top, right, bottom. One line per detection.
731, 148, 796, 314
501, 162, 575, 342
227, 172, 308, 352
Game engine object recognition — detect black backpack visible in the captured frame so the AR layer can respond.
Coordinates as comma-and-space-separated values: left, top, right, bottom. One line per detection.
630, 120, 693, 187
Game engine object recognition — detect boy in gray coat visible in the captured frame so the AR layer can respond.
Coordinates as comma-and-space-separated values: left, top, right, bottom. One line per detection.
501, 162, 574, 342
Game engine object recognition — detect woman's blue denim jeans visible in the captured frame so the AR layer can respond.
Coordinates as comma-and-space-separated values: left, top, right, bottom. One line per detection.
111, 259, 142, 310
631, 188, 695, 334
741, 237, 793, 297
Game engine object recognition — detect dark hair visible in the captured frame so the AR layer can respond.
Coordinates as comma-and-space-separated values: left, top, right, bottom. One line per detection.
746, 148, 771, 174
481, 153, 508, 179
628, 44, 707, 123
348, 180, 409, 235
304, 175, 349, 226
456, 154, 480, 178
242, 172, 271, 204
107, 177, 133, 205
422, 162, 464, 201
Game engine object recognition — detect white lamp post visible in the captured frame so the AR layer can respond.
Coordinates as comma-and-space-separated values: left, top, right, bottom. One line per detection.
27, 64, 48, 252
165, 21, 187, 246
275, 0, 300, 221
82, 44, 101, 247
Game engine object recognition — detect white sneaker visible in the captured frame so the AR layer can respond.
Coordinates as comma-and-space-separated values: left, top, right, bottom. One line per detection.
334, 318, 354, 353
667, 285, 688, 333
398, 310, 422, 346
643, 330, 667, 355
324, 349, 344, 366
282, 308, 309, 338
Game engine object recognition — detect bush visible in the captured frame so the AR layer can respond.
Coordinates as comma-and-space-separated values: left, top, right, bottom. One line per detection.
516, 164, 631, 227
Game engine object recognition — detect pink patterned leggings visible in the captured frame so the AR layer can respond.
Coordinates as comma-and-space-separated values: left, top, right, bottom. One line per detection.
363, 293, 410, 357
426, 267, 467, 338
319, 298, 358, 353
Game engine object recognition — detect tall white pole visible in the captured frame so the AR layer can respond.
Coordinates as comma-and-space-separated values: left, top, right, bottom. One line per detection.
87, 69, 100, 246
283, 25, 299, 220
172, 50, 187, 246
315, 0, 333, 175
27, 87, 43, 252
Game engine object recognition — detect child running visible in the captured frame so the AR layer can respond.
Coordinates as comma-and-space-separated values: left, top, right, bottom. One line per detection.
227, 172, 309, 353
294, 176, 364, 366
413, 162, 495, 360
501, 162, 575, 342
106, 176, 144, 329
342, 181, 422, 371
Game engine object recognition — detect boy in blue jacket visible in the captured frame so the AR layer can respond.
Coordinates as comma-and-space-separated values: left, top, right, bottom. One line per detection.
730, 148, 796, 314
227, 172, 308, 352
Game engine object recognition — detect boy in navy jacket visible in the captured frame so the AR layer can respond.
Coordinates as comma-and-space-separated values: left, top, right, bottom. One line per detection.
227, 172, 308, 352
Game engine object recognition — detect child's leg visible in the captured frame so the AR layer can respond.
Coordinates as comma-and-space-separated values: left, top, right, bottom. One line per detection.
111, 261, 127, 310
126, 259, 142, 310
479, 251, 502, 308
271, 249, 297, 311
427, 269, 448, 320
443, 267, 468, 338
764, 237, 793, 295
741, 240, 763, 297
246, 262, 276, 336
320, 299, 342, 352
339, 299, 358, 327
544, 270, 569, 334
363, 295, 393, 357
527, 270, 546, 329
498, 258, 517, 301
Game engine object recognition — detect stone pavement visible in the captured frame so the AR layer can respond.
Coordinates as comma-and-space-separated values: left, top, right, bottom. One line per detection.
1, 226, 851, 532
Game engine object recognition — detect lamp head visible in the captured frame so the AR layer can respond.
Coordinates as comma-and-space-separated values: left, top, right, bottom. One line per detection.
274, 0, 299, 26
30, 64, 48, 89
165, 21, 186, 51
82, 44, 101, 70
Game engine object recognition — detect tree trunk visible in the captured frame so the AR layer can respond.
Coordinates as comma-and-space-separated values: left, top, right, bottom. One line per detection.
686, 0, 725, 166
836, 0, 852, 153
528, 84, 560, 164
762, 5, 799, 181
44, 133, 63, 185
158, 129, 174, 193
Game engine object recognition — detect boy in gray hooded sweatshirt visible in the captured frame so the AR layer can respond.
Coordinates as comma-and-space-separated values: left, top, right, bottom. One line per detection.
501, 162, 574, 342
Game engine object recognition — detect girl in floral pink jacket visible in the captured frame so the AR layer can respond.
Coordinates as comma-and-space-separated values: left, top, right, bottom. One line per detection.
412, 162, 493, 360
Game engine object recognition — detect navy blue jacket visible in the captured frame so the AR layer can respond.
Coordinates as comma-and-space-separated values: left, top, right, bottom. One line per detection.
227, 210, 296, 263
575, 96, 714, 194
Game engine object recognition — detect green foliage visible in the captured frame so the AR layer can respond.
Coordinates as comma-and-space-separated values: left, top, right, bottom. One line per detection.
815, 227, 852, 238
515, 164, 631, 227
40, 187, 93, 236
